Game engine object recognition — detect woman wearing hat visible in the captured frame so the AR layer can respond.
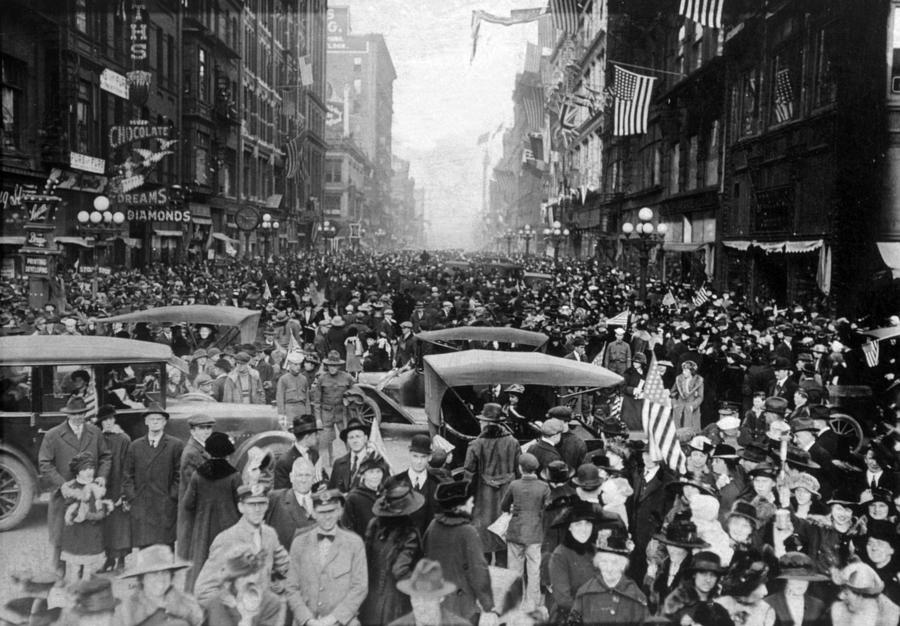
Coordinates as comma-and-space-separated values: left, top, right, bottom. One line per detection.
570, 526, 648, 625
671, 360, 705, 432
830, 561, 900, 626
549, 503, 601, 624
714, 549, 775, 626
861, 519, 900, 606
360, 477, 425, 626
661, 551, 725, 621
116, 544, 203, 626
178, 431, 241, 592
342, 456, 387, 537
647, 512, 711, 609
795, 486, 865, 575
763, 552, 827, 626
500, 384, 530, 439
620, 352, 648, 431
787, 472, 826, 520
205, 546, 285, 626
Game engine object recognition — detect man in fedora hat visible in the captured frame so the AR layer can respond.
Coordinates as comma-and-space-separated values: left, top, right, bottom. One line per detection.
274, 414, 321, 490
769, 358, 798, 408
313, 350, 355, 467
194, 482, 290, 605
265, 457, 317, 549
286, 488, 368, 626
38, 395, 111, 574
330, 418, 388, 494
123, 404, 184, 550
222, 351, 265, 405
392, 434, 441, 535
763, 552, 828, 626
389, 559, 469, 626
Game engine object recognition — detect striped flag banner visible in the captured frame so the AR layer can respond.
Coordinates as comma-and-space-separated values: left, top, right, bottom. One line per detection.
773, 68, 794, 124
609, 393, 623, 421
524, 42, 541, 74
83, 371, 98, 419
692, 285, 712, 308
523, 86, 544, 132
641, 355, 687, 474
862, 341, 880, 368
284, 135, 303, 179
538, 13, 558, 52
550, 0, 579, 33
612, 65, 656, 136
607, 310, 630, 327
678, 0, 724, 29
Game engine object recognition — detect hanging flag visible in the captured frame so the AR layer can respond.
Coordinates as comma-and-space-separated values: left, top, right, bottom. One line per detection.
284, 135, 305, 179
678, 0, 724, 29
538, 13, 558, 52
477, 131, 491, 145
607, 310, 630, 327
862, 341, 880, 368
263, 280, 272, 301
773, 68, 794, 123
522, 85, 544, 132
368, 414, 392, 474
642, 355, 687, 474
524, 42, 541, 74
692, 285, 712, 308
612, 65, 656, 136
550, 0, 579, 33
662, 289, 677, 307
471, 7, 547, 61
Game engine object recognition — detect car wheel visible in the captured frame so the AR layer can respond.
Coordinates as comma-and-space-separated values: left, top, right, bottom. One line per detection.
0, 456, 35, 532
829, 413, 864, 454
356, 396, 382, 428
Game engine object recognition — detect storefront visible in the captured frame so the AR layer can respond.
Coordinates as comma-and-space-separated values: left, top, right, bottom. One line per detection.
722, 239, 831, 304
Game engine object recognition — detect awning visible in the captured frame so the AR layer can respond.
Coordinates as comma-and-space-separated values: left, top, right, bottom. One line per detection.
154, 229, 183, 238
723, 240, 754, 251
188, 203, 211, 218
722, 239, 823, 254
265, 194, 283, 209
211, 232, 239, 243
663, 241, 710, 253
117, 236, 143, 249
191, 216, 212, 225
55, 236, 93, 247
784, 239, 823, 254
0, 236, 25, 246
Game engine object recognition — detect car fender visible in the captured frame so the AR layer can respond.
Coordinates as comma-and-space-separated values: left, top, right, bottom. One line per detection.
231, 430, 295, 470
0, 443, 38, 482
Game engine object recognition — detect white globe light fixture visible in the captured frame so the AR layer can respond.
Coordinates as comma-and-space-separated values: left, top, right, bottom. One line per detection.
77, 210, 90, 224
638, 206, 654, 222
93, 196, 110, 212
89, 211, 103, 224
622, 222, 635, 234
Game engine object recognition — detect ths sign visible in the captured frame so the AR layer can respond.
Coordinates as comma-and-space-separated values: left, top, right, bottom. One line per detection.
126, 208, 191, 222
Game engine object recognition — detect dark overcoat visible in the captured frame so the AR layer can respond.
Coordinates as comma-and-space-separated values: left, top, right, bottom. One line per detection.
37, 421, 111, 547
621, 366, 646, 430
102, 429, 131, 551
123, 433, 184, 547
390, 469, 442, 537
360, 516, 421, 626
342, 484, 379, 538
572, 574, 649, 625
463, 424, 520, 552
264, 487, 316, 550
178, 437, 208, 500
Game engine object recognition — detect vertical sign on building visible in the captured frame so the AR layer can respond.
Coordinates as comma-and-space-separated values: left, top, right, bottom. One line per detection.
326, 7, 350, 50
127, 0, 152, 107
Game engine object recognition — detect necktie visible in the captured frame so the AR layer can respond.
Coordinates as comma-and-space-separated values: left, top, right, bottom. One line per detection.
350, 454, 358, 477
252, 529, 262, 552
871, 475, 878, 489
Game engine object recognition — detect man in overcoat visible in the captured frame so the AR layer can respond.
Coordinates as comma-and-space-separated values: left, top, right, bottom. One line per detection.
38, 395, 111, 572
178, 413, 214, 500
628, 446, 674, 583
390, 434, 441, 536
274, 414, 321, 489
331, 418, 389, 494
122, 403, 184, 549
286, 488, 368, 626
266, 456, 317, 550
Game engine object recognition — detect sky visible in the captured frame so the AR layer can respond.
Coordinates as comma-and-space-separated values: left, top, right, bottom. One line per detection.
340, 0, 541, 249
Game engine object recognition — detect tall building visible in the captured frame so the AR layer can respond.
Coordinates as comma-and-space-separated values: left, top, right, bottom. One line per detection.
325, 7, 396, 238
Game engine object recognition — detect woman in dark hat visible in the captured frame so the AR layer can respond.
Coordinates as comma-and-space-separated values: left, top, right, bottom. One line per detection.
360, 477, 425, 626
861, 519, 900, 607
715, 549, 775, 626
797, 486, 866, 574
571, 526, 648, 625
763, 551, 827, 626
178, 431, 241, 592
341, 456, 386, 537
95, 404, 132, 573
547, 501, 602, 621
662, 551, 725, 621
205, 545, 285, 626
648, 511, 711, 609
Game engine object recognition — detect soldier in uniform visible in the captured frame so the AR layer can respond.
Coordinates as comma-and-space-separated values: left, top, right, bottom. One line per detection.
276, 351, 312, 429
603, 327, 632, 376
394, 321, 416, 368
312, 350, 355, 467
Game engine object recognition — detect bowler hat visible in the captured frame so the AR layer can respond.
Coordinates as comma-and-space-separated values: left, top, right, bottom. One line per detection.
540, 460, 575, 482
119, 544, 191, 579
396, 559, 457, 599
572, 463, 602, 490
96, 404, 117, 422
372, 478, 425, 517
204, 431, 235, 458
434, 479, 472, 508
772, 357, 793, 370
477, 403, 505, 422
60, 396, 90, 415
291, 414, 320, 437
70, 577, 120, 615
340, 418, 368, 442
141, 402, 169, 420
409, 434, 433, 455
776, 552, 828, 581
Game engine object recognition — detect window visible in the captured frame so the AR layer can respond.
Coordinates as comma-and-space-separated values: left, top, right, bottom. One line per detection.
770, 43, 802, 126
676, 25, 687, 77
323, 193, 341, 216
195, 131, 209, 186
669, 143, 681, 193
687, 135, 698, 190
811, 27, 836, 109
75, 80, 94, 153
731, 67, 761, 140
705, 120, 720, 186
75, 0, 87, 33
198, 48, 208, 101
325, 158, 342, 183
1, 56, 25, 151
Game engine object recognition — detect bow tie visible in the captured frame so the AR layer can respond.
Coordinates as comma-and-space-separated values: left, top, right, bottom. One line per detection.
317, 532, 335, 541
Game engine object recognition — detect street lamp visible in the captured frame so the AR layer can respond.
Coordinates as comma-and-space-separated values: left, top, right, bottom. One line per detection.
318, 220, 337, 254
621, 206, 668, 301
503, 228, 516, 256
518, 224, 535, 256
542, 220, 570, 262
76, 195, 126, 269
260, 212, 280, 258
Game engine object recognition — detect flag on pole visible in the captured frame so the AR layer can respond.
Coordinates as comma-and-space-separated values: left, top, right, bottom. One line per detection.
607, 310, 630, 327
282, 331, 303, 367
662, 289, 677, 308
773, 68, 794, 123
285, 135, 304, 179
550, 0, 579, 33
862, 341, 880, 368
263, 280, 272, 301
641, 355, 687, 474
612, 65, 656, 136
678, 0, 724, 28
692, 285, 712, 308
368, 415, 392, 474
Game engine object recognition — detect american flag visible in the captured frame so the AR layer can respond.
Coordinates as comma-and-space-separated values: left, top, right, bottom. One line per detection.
538, 13, 558, 52
523, 86, 544, 132
285, 135, 304, 179
559, 98, 578, 130
642, 355, 687, 474
524, 42, 541, 74
678, 0, 724, 29
607, 310, 630, 327
862, 341, 880, 368
692, 285, 712, 308
609, 393, 623, 421
774, 68, 794, 123
612, 65, 656, 135
550, 0, 579, 33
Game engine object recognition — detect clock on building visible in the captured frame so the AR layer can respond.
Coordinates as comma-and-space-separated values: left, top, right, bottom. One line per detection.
235, 207, 260, 232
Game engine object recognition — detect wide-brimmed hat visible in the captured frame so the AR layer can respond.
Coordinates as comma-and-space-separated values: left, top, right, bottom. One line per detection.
119, 544, 191, 579
70, 577, 120, 615
572, 463, 602, 490
827, 486, 859, 508
838, 561, 884, 596
330, 316, 346, 327
738, 443, 771, 463
653, 515, 710, 549
291, 414, 320, 437
687, 551, 725, 574
668, 477, 716, 497
322, 350, 345, 366
764, 396, 789, 416
776, 552, 828, 581
595, 527, 634, 555
339, 418, 368, 442
597, 416, 630, 437
477, 402, 505, 422
711, 444, 739, 459
372, 478, 425, 517
784, 446, 820, 470
60, 396, 90, 415
790, 417, 818, 433
141, 402, 169, 420
687, 435, 714, 455
789, 472, 820, 497
396, 559, 457, 599
721, 550, 770, 597
435, 479, 472, 508
540, 460, 575, 482
726, 501, 760, 527
223, 546, 264, 580
204, 431, 235, 458
505, 384, 525, 395
748, 461, 778, 479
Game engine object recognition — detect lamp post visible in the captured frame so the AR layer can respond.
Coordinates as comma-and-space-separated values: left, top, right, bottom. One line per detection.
621, 206, 668, 302
518, 224, 534, 256
503, 228, 516, 256
318, 220, 337, 254
76, 195, 126, 268
542, 220, 570, 262
260, 213, 280, 259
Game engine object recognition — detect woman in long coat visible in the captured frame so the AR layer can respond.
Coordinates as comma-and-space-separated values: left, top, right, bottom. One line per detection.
360, 478, 423, 626
96, 405, 131, 571
342, 458, 385, 537
463, 403, 520, 555
178, 431, 241, 592
620, 354, 648, 430
671, 360, 704, 431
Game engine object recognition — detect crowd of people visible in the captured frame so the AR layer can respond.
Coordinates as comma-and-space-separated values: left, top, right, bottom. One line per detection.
2, 249, 900, 625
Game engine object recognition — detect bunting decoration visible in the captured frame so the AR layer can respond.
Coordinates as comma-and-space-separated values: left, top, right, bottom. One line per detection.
692, 284, 712, 308
678, 0, 724, 29
550, 0, 580, 34
612, 65, 656, 135
862, 341, 880, 368
522, 85, 544, 132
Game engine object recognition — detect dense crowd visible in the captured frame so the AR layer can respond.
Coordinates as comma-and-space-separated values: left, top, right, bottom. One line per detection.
3, 250, 900, 626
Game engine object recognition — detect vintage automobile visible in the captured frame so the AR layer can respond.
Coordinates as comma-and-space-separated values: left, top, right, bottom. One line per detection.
421, 349, 624, 455
0, 335, 288, 531
355, 326, 550, 427
97, 305, 261, 350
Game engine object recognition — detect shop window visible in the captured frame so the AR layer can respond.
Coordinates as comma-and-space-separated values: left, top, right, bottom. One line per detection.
731, 67, 761, 140
1, 55, 24, 151
811, 26, 836, 109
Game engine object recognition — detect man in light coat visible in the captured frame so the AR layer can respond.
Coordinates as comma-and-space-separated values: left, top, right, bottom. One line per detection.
286, 488, 368, 626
